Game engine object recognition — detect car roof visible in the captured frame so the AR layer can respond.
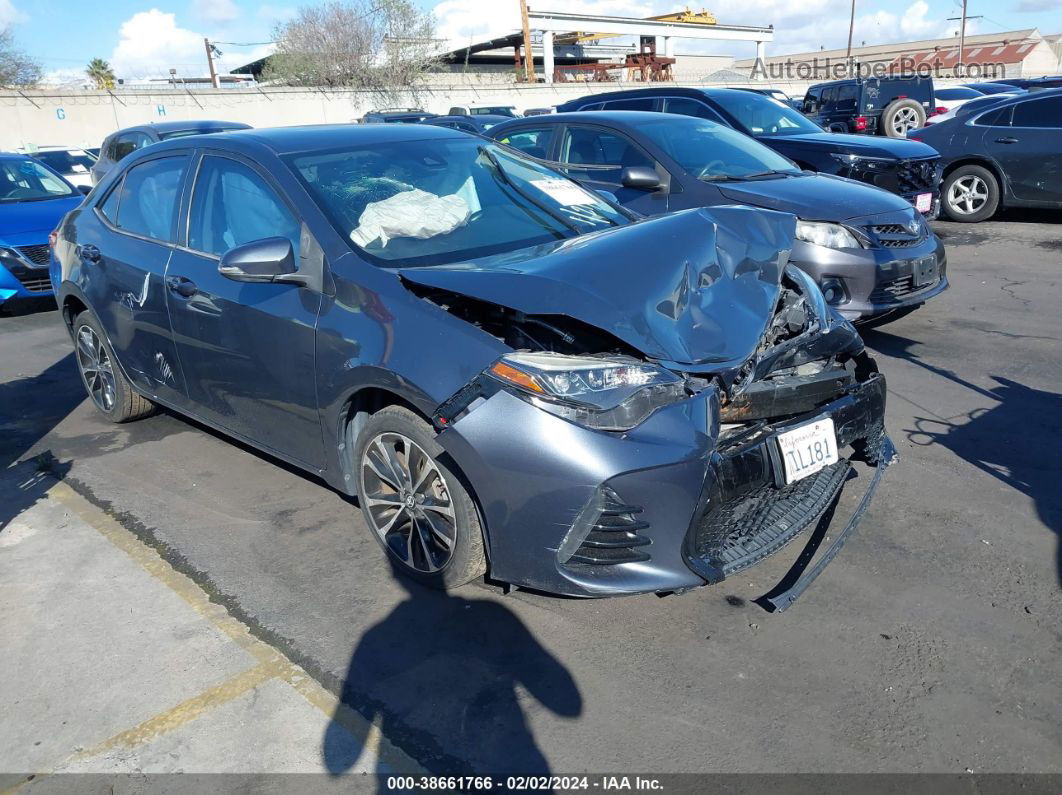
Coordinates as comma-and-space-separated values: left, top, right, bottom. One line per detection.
144, 122, 468, 157
498, 110, 690, 126
108, 120, 252, 136
0, 152, 33, 161
433, 114, 512, 123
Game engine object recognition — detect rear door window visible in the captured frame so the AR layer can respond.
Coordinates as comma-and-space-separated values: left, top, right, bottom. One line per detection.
1012, 96, 1062, 128
113, 156, 188, 242
664, 97, 725, 121
836, 84, 858, 112
603, 98, 657, 111
496, 127, 555, 159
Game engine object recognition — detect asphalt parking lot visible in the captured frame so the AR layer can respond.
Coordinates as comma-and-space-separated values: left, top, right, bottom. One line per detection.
2, 212, 1061, 778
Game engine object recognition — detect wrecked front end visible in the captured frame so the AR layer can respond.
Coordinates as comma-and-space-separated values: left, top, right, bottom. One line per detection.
404, 208, 895, 606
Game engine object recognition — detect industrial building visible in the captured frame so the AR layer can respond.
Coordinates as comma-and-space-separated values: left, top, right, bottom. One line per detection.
734, 28, 1062, 80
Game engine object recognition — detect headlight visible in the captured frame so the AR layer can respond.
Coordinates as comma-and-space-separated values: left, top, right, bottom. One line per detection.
795, 220, 862, 249
0, 246, 23, 265
829, 153, 894, 171
487, 352, 687, 431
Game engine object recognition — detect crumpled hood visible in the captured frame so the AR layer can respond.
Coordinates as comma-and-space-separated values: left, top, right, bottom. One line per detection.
399, 206, 797, 368
0, 195, 83, 246
716, 172, 910, 222
764, 131, 939, 160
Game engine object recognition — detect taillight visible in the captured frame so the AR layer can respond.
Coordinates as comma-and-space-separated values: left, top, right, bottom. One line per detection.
931, 106, 947, 116
854, 116, 868, 131
48, 229, 58, 248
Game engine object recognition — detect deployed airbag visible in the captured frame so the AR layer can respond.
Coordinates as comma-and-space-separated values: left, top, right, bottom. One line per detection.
351, 185, 473, 248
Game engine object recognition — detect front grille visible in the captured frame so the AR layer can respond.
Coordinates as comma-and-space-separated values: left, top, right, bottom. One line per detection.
869, 223, 924, 248
14, 273, 52, 293
690, 460, 851, 575
565, 488, 651, 566
16, 244, 50, 266
896, 158, 938, 193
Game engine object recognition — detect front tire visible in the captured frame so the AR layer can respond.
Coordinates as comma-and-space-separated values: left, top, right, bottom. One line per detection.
73, 312, 156, 423
941, 165, 999, 223
353, 405, 486, 589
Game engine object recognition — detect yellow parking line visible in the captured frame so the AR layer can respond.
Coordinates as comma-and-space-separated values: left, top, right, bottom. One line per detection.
72, 661, 281, 759
45, 480, 419, 774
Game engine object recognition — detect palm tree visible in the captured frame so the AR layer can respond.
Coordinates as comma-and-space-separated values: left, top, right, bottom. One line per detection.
86, 58, 115, 90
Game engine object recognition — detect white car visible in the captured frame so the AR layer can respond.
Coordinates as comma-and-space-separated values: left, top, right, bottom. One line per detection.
925, 90, 1020, 125
447, 103, 520, 118
21, 146, 97, 188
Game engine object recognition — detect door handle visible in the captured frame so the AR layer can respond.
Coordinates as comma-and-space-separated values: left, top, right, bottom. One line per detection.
166, 275, 198, 298
78, 244, 101, 262
995, 137, 1019, 144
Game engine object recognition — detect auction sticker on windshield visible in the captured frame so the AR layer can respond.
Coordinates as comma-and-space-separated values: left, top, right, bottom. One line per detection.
915, 192, 932, 214
776, 418, 838, 484
531, 179, 595, 206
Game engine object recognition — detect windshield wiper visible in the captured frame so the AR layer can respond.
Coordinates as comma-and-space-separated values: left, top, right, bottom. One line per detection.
701, 170, 794, 182
477, 146, 582, 236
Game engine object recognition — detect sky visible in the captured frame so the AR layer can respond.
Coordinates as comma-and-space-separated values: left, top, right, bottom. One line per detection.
2, 0, 1061, 84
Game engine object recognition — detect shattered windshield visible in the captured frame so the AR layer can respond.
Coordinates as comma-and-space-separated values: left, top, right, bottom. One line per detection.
288, 138, 629, 267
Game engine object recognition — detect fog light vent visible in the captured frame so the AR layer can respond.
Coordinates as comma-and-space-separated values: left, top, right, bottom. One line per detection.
558, 486, 651, 566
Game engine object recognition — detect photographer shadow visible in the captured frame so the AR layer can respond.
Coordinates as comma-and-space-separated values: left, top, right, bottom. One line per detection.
322, 559, 582, 783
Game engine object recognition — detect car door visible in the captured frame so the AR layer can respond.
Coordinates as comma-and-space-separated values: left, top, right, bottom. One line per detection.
165, 152, 326, 466
984, 95, 1062, 204
555, 124, 669, 215
80, 152, 191, 405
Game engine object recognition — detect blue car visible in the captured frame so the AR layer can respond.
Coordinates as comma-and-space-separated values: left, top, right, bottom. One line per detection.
1, 153, 85, 308
51, 124, 894, 607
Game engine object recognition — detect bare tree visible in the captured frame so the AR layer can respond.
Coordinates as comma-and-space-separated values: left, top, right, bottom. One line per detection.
263, 0, 441, 90
0, 27, 41, 87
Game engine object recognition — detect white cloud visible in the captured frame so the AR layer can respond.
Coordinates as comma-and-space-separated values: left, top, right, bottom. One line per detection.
108, 8, 271, 80
0, 0, 28, 27
431, 0, 654, 52
192, 0, 239, 24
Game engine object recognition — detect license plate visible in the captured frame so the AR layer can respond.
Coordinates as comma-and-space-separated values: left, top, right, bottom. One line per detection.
776, 418, 839, 485
911, 254, 939, 287
914, 192, 932, 213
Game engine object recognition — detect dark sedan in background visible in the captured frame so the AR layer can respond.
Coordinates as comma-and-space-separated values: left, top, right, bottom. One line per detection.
424, 114, 511, 134
910, 88, 1062, 222
50, 123, 893, 608
90, 120, 252, 185
490, 111, 946, 322
555, 87, 942, 217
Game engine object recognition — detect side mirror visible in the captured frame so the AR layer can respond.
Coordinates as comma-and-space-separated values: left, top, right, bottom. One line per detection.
77, 184, 92, 195
218, 237, 306, 286
620, 166, 661, 191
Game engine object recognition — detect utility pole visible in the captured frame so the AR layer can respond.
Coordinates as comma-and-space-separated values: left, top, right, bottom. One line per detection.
845, 0, 856, 77
947, 5, 983, 78
518, 0, 535, 83
204, 37, 220, 89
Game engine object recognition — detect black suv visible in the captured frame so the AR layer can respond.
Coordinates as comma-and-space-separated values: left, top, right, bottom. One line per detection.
802, 76, 936, 138
554, 86, 941, 216
359, 108, 438, 124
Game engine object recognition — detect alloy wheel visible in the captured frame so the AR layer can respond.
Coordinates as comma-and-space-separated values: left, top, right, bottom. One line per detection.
360, 432, 457, 573
891, 107, 920, 136
947, 175, 989, 216
75, 324, 116, 412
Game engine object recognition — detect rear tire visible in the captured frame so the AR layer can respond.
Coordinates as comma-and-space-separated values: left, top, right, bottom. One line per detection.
941, 164, 999, 223
353, 405, 486, 590
73, 312, 156, 423
882, 99, 926, 138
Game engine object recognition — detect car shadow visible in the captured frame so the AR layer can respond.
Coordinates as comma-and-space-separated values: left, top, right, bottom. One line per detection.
322, 559, 582, 785
863, 328, 1062, 587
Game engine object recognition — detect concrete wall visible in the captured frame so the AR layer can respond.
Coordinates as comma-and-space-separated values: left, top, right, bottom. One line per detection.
0, 76, 985, 152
